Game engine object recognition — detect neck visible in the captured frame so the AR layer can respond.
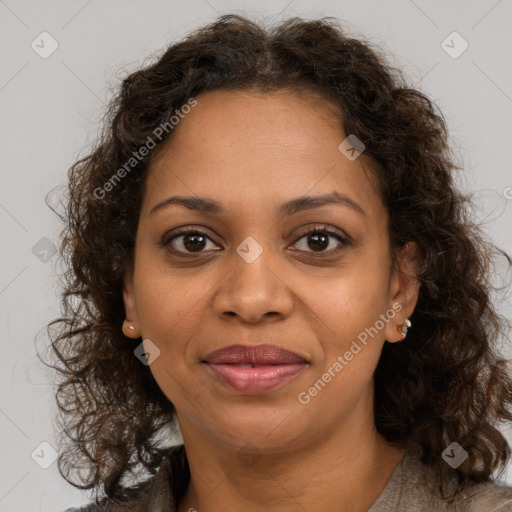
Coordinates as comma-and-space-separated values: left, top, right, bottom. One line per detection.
175, 397, 404, 511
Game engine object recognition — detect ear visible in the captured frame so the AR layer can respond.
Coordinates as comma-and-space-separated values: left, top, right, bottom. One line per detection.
122, 271, 141, 339
384, 241, 422, 343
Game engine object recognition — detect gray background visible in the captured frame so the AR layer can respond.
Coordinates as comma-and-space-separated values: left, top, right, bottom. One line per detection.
1, 0, 511, 510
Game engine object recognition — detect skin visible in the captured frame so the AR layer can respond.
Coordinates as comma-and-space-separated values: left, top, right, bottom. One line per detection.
122, 88, 421, 512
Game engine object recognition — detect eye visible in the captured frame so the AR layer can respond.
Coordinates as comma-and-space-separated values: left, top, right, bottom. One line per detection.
160, 227, 221, 257
160, 224, 350, 258
290, 224, 349, 256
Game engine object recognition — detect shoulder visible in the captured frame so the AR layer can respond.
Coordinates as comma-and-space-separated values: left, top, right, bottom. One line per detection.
62, 445, 186, 512
450, 480, 512, 511
63, 506, 101, 512
62, 501, 106, 511
372, 441, 512, 512
61, 478, 153, 511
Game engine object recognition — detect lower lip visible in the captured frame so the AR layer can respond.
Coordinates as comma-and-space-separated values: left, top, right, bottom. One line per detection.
204, 363, 307, 393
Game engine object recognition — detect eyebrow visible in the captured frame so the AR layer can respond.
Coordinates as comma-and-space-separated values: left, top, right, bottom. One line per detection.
149, 191, 367, 217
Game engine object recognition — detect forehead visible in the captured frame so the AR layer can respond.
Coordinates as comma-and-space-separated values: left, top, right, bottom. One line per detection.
143, 89, 383, 220
157, 88, 344, 155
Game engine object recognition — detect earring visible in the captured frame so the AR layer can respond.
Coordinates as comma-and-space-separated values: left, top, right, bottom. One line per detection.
400, 318, 412, 339
123, 320, 136, 336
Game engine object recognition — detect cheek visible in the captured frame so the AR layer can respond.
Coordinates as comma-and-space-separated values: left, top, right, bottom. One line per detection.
304, 272, 391, 400
312, 261, 391, 345
133, 243, 202, 326
132, 271, 202, 408
128, 245, 203, 407
298, 271, 390, 412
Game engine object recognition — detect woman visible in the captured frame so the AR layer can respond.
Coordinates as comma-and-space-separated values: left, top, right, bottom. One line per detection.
47, 14, 512, 512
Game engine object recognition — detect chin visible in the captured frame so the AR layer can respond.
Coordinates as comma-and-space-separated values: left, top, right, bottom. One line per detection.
209, 410, 310, 452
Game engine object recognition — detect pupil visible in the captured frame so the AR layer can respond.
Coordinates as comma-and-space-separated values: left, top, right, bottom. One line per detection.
309, 233, 328, 251
184, 233, 206, 252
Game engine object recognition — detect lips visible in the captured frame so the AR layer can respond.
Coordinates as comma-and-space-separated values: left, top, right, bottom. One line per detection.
203, 344, 308, 365
203, 344, 309, 393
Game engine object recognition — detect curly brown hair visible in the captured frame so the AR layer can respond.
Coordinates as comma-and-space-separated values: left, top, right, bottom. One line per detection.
42, 13, 512, 506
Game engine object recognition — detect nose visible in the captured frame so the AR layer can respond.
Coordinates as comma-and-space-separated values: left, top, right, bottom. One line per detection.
212, 247, 294, 324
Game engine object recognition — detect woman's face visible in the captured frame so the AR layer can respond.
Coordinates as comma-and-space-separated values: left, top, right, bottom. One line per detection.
123, 89, 419, 453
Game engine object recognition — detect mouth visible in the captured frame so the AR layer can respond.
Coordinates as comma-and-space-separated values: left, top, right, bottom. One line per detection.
202, 344, 309, 393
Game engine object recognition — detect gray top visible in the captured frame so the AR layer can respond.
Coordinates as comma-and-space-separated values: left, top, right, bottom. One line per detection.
369, 442, 512, 511
65, 443, 512, 511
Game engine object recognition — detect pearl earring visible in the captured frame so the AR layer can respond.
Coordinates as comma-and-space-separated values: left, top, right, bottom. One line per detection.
401, 318, 412, 338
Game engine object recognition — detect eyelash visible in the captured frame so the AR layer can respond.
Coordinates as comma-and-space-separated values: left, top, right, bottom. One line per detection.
159, 224, 350, 259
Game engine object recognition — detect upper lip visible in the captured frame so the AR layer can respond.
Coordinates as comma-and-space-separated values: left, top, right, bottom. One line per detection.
203, 344, 308, 365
